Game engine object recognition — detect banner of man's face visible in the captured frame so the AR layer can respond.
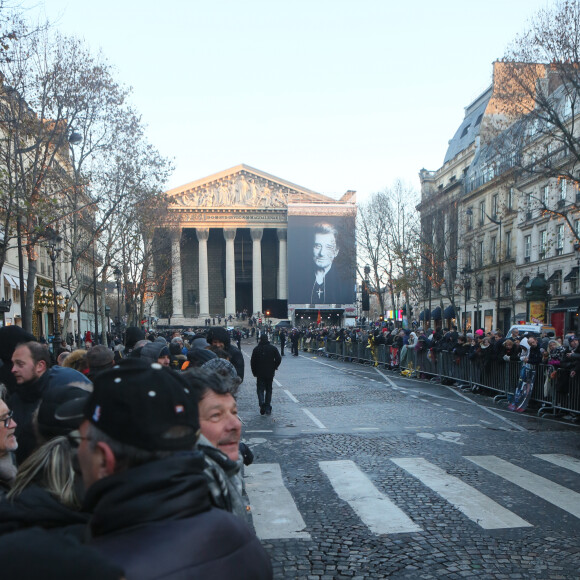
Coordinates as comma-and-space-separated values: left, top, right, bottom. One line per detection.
287, 214, 356, 305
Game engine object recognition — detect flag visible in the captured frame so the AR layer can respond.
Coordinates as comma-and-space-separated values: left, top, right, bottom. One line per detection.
317, 310, 321, 324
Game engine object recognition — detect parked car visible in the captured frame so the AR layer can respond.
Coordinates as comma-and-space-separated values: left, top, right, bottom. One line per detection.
506, 323, 556, 338
274, 320, 292, 329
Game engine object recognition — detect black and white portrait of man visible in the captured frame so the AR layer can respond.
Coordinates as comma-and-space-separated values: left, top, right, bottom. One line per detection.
288, 215, 355, 305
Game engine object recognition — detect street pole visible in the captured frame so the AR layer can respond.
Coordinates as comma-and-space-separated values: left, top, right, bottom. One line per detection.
93, 244, 98, 345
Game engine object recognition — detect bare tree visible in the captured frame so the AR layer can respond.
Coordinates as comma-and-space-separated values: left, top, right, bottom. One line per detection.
357, 181, 421, 325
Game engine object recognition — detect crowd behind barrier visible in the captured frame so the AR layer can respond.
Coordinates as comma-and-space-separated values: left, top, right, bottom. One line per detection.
274, 327, 580, 419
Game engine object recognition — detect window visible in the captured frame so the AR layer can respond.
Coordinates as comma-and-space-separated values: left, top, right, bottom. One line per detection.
503, 277, 510, 296
539, 230, 547, 258
490, 279, 496, 298
524, 235, 531, 262
491, 236, 497, 263
542, 185, 549, 206
552, 272, 562, 296
478, 240, 484, 267
479, 201, 485, 226
556, 224, 564, 255
467, 208, 473, 230
465, 246, 472, 270
476, 281, 483, 300
466, 286, 471, 300
492, 194, 498, 219
505, 231, 512, 258
508, 187, 514, 210
575, 219, 580, 238
561, 179, 567, 201
573, 273, 579, 294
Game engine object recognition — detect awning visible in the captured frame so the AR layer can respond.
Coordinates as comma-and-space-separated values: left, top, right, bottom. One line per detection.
516, 276, 529, 289
431, 306, 442, 320
419, 308, 430, 321
550, 297, 580, 313
547, 270, 562, 283
564, 267, 579, 282
3, 273, 16, 289
443, 305, 457, 319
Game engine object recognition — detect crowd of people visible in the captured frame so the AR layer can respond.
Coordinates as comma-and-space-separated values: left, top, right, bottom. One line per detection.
0, 324, 274, 579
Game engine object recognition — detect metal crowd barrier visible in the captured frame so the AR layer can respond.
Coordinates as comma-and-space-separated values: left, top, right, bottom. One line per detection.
317, 340, 580, 418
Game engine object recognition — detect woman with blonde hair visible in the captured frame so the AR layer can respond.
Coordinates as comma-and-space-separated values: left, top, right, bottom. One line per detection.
0, 436, 88, 534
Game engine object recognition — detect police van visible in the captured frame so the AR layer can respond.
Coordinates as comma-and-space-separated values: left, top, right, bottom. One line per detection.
506, 323, 556, 338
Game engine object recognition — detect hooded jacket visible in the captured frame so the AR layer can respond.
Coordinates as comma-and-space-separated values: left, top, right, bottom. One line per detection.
251, 336, 281, 380
206, 327, 245, 381
84, 452, 271, 580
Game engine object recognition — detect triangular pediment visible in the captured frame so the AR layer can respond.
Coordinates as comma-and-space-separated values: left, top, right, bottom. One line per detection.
167, 164, 336, 210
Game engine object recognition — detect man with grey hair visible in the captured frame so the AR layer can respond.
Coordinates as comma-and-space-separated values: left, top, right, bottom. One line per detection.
76, 358, 271, 579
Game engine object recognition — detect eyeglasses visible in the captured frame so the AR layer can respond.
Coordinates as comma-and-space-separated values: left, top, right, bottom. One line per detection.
0, 410, 14, 428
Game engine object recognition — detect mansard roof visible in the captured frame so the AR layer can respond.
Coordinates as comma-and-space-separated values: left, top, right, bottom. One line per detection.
443, 87, 492, 164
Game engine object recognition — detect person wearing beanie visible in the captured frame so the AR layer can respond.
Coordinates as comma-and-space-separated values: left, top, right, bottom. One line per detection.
250, 334, 281, 415
139, 341, 171, 367
206, 327, 244, 381
86, 346, 115, 380
124, 327, 145, 353
76, 359, 272, 579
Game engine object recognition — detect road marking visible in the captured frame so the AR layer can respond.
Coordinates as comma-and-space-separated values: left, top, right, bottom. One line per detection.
274, 378, 283, 387
302, 408, 327, 429
353, 427, 379, 431
245, 463, 310, 540
245, 430, 273, 433
319, 460, 422, 534
284, 389, 299, 403
465, 455, 580, 519
534, 454, 580, 475
391, 457, 531, 529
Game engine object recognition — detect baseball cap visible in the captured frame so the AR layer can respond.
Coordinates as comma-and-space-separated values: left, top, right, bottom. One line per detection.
84, 358, 199, 451
37, 385, 92, 440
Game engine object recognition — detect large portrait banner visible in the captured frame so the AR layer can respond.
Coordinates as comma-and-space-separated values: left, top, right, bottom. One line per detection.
287, 214, 356, 305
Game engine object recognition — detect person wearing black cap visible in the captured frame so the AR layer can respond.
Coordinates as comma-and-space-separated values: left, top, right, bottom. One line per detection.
76, 359, 272, 580
206, 326, 245, 381
250, 334, 281, 415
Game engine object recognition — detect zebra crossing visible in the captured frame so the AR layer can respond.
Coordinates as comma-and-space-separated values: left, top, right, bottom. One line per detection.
244, 454, 580, 540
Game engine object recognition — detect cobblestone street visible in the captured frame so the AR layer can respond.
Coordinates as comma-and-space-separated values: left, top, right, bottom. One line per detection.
237, 341, 580, 579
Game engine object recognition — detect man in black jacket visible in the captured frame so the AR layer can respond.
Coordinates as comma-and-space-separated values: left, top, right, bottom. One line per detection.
76, 359, 272, 580
251, 334, 281, 415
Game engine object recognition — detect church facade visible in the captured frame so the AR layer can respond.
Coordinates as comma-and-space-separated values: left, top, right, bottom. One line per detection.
153, 164, 357, 327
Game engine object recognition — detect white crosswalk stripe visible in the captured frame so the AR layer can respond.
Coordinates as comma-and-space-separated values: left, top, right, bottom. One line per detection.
244, 454, 580, 540
245, 463, 310, 540
320, 460, 422, 534
390, 457, 531, 529
534, 453, 580, 475
465, 455, 580, 520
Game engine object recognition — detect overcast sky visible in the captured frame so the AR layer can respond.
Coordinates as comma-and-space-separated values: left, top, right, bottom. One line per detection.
22, 0, 551, 201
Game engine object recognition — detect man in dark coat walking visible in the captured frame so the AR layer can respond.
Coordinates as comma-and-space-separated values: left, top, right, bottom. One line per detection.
250, 335, 281, 415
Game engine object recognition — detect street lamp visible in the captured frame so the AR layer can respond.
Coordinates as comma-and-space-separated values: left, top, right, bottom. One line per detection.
466, 207, 503, 332
113, 266, 122, 338
461, 268, 471, 333
46, 228, 62, 352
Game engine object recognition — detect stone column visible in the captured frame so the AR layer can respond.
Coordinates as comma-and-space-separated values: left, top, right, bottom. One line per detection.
223, 228, 237, 316
251, 228, 263, 315
196, 228, 210, 318
277, 228, 288, 300
170, 229, 184, 320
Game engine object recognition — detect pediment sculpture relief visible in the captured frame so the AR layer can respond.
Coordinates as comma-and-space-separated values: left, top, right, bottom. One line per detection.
171, 174, 289, 208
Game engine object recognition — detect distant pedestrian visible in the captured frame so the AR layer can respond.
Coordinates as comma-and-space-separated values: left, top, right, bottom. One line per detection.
250, 335, 281, 415
279, 330, 286, 356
